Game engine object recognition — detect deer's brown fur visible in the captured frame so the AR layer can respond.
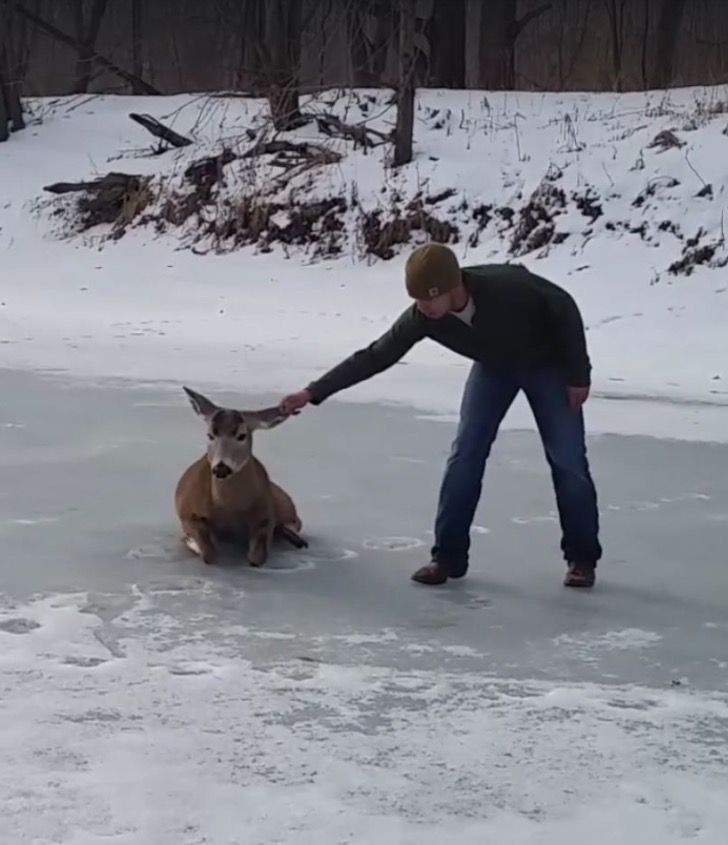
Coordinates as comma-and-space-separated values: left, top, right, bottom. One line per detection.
174, 387, 306, 566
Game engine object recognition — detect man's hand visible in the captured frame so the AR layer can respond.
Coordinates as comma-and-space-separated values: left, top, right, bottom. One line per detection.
567, 385, 590, 410
279, 389, 313, 416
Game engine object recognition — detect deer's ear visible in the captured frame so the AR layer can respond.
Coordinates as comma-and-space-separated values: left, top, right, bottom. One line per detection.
183, 386, 218, 420
243, 406, 288, 431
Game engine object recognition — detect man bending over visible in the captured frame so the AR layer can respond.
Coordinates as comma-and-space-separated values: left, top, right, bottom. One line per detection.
280, 243, 602, 588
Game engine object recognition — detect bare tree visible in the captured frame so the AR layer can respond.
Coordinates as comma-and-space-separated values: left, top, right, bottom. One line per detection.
555, 0, 592, 89
420, 0, 465, 88
640, 0, 652, 89
212, 0, 263, 90
472, 0, 553, 90
348, 0, 394, 86
131, 0, 144, 93
14, 2, 159, 94
393, 0, 415, 167
257, 0, 303, 130
11, 0, 728, 97
603, 0, 628, 90
651, 0, 688, 88
72, 0, 110, 93
1, 0, 24, 141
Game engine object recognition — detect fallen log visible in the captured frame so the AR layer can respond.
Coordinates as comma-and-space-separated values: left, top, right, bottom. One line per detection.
44, 172, 145, 195
184, 148, 237, 187
315, 113, 391, 149
44, 172, 152, 235
129, 112, 192, 149
242, 139, 341, 165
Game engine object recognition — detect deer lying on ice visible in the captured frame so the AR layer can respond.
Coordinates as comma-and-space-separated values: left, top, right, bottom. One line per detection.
175, 386, 307, 567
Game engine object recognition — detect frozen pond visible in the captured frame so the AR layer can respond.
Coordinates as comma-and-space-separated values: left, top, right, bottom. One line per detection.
1, 368, 727, 843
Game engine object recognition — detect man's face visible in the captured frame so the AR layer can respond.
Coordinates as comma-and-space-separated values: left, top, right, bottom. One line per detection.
415, 291, 452, 319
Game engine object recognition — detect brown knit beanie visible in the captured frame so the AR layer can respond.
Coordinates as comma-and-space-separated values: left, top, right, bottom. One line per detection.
405, 243, 461, 300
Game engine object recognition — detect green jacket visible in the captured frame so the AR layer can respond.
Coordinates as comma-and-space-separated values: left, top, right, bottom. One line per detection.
307, 263, 591, 404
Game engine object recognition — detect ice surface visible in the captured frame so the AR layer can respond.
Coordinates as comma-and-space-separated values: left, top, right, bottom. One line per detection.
1, 369, 727, 843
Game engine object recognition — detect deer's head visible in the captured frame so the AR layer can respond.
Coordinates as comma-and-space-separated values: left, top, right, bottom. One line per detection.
183, 386, 287, 480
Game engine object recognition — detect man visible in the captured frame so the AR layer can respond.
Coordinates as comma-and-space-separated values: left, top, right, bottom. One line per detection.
280, 243, 602, 588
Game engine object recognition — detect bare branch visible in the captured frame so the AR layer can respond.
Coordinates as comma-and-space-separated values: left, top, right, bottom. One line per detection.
11, 2, 160, 95
512, 3, 552, 40
315, 113, 391, 149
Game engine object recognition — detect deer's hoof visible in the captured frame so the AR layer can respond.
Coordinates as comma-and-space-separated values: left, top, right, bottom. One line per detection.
247, 548, 266, 567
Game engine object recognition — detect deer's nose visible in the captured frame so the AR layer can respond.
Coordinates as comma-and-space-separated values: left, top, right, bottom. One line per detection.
212, 462, 232, 479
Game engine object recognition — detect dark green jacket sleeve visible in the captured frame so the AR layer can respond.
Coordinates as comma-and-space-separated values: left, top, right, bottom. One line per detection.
307, 307, 425, 404
540, 282, 592, 387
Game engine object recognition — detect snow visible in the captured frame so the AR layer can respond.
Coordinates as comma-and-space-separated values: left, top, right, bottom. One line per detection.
2, 87, 728, 842
1, 591, 727, 844
2, 87, 728, 440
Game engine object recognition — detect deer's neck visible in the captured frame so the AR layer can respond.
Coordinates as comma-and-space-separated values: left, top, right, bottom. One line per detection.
210, 460, 262, 508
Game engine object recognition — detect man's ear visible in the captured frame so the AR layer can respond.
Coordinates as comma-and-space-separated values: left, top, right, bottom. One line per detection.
183, 386, 219, 420
243, 406, 288, 431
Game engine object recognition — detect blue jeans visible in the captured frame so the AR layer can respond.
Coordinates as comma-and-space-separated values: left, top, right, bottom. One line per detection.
431, 363, 602, 574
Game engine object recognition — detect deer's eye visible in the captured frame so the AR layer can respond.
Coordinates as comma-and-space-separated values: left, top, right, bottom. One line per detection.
207, 433, 215, 441
236, 432, 247, 442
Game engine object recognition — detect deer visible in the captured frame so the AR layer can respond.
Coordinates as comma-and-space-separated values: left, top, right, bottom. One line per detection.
174, 386, 307, 567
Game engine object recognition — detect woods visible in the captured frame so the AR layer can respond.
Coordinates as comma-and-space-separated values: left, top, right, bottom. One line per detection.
0, 0, 25, 141
2, 0, 727, 143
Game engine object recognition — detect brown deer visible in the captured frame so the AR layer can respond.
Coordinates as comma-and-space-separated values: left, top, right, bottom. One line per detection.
175, 386, 307, 567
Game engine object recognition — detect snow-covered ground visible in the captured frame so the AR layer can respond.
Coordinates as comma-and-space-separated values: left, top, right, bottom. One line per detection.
2, 87, 728, 439
2, 88, 728, 843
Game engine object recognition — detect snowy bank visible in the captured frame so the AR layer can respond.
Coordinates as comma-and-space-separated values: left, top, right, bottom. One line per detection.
1, 87, 728, 440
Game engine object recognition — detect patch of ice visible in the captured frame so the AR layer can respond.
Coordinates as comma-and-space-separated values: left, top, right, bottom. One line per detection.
0, 594, 726, 843
362, 536, 425, 551
555, 629, 663, 659
4, 84, 728, 840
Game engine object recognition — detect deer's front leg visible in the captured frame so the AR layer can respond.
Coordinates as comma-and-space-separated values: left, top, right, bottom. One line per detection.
181, 516, 217, 565
247, 509, 274, 567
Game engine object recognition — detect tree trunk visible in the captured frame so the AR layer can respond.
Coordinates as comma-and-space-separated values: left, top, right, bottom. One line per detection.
237, 0, 264, 90
477, 0, 552, 89
7, 73, 23, 130
479, 0, 516, 89
393, 0, 415, 167
0, 72, 8, 141
73, 43, 94, 93
348, 2, 371, 85
0, 1, 9, 141
72, 0, 109, 94
0, 0, 23, 137
262, 0, 302, 130
640, 0, 651, 89
607, 0, 621, 90
557, 0, 592, 89
348, 0, 393, 86
426, 0, 465, 88
650, 0, 687, 89
131, 0, 144, 93
604, 0, 627, 92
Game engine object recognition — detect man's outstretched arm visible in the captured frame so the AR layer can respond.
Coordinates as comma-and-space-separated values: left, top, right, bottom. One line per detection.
280, 307, 425, 413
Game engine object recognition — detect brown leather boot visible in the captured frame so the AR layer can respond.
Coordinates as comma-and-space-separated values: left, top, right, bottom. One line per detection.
564, 563, 596, 588
411, 561, 449, 585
